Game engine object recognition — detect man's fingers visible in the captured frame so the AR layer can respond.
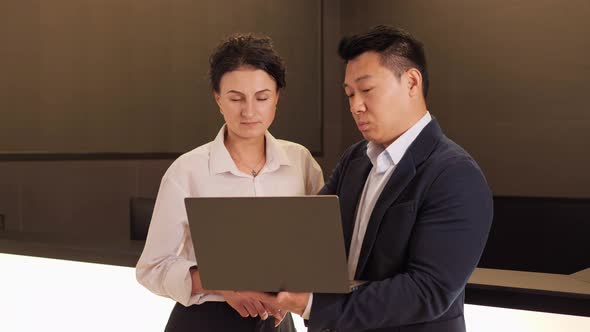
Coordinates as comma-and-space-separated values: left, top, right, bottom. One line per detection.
276, 291, 311, 316
276, 291, 294, 307
276, 292, 287, 303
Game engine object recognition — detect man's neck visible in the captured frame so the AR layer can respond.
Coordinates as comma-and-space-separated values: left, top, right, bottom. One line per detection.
381, 109, 428, 148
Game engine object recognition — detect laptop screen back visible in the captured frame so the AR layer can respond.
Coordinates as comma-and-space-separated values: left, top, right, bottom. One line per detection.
184, 195, 350, 293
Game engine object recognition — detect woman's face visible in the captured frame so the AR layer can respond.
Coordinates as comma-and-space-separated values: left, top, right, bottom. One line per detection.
215, 66, 279, 141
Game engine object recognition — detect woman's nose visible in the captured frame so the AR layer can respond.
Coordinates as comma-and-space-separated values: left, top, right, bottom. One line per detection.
241, 100, 256, 118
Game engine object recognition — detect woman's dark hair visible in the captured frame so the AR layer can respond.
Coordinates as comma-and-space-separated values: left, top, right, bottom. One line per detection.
209, 33, 286, 92
338, 25, 429, 98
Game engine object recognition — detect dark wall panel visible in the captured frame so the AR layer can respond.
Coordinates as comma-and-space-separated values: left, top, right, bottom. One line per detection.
0, 0, 323, 154
341, 0, 590, 197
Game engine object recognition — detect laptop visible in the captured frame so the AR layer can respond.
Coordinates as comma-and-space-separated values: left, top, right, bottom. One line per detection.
184, 195, 362, 293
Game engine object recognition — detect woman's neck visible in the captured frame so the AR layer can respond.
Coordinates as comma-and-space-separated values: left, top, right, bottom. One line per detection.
224, 130, 266, 169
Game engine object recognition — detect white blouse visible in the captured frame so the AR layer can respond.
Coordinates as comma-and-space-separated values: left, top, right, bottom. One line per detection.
136, 125, 325, 306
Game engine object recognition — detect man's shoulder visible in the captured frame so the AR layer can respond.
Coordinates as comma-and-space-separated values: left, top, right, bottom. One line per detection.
425, 136, 486, 182
342, 140, 369, 160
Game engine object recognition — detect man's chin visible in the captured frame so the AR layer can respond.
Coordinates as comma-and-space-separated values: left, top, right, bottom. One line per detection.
360, 132, 374, 142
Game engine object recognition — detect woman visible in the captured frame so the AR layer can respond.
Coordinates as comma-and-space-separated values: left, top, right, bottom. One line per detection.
136, 33, 324, 331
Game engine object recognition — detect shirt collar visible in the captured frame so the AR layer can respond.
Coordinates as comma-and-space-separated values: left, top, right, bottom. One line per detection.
366, 111, 432, 174
264, 130, 292, 172
209, 125, 291, 176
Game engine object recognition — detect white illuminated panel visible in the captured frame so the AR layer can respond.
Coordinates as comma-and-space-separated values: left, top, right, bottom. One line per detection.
0, 253, 588, 331
0, 253, 306, 332
465, 304, 590, 332
0, 253, 173, 331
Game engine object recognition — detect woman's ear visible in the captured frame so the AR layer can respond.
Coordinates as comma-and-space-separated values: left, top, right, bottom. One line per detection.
405, 68, 423, 98
214, 92, 223, 113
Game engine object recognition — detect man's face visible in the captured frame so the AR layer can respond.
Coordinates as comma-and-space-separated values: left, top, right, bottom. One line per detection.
343, 51, 412, 147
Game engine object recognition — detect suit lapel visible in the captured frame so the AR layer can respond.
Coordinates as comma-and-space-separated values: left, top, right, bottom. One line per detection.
352, 118, 444, 278
339, 156, 372, 257
354, 151, 417, 279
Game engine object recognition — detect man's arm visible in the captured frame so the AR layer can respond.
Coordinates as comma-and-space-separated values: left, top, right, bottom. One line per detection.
308, 159, 493, 332
318, 144, 355, 196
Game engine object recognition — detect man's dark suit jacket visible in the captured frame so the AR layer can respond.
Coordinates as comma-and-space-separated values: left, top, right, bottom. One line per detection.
308, 119, 493, 332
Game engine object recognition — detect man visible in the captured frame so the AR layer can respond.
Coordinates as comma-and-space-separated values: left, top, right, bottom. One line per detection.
246, 25, 493, 332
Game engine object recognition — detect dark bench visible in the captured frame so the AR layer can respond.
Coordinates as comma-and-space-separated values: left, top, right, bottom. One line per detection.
129, 195, 590, 315
469, 195, 590, 316
129, 197, 156, 241
130, 195, 590, 272
478, 196, 590, 275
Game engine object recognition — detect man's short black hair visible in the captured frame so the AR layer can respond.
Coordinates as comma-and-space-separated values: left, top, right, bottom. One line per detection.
338, 25, 429, 98
209, 33, 286, 93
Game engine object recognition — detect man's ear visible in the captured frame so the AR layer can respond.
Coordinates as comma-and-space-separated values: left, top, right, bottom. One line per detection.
405, 68, 423, 98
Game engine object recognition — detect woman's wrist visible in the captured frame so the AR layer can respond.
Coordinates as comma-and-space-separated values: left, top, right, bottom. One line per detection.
189, 266, 206, 295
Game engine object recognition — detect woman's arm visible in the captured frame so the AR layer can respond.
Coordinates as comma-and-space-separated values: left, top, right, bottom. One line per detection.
136, 175, 202, 306
304, 150, 325, 195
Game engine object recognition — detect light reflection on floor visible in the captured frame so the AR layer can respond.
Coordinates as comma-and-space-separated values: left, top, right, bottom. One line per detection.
1, 253, 588, 332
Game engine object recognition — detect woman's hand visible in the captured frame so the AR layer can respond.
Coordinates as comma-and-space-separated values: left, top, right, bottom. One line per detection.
190, 266, 286, 324
218, 290, 272, 320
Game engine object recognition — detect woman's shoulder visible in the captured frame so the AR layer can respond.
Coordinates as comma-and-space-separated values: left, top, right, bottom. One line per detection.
164, 142, 214, 178
274, 138, 313, 158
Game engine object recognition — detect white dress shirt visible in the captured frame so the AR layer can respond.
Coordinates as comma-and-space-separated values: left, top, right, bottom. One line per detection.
347, 112, 432, 279
302, 112, 431, 319
136, 125, 324, 307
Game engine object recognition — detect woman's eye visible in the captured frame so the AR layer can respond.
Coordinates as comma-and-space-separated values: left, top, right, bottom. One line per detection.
230, 98, 242, 102
257, 98, 269, 101
361, 88, 373, 93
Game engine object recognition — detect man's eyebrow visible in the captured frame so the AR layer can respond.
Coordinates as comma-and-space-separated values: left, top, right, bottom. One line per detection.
343, 75, 372, 88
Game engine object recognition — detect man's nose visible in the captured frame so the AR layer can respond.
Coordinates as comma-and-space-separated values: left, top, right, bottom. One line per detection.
349, 96, 365, 114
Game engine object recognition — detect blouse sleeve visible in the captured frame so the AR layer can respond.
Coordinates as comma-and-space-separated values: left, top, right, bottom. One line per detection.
304, 149, 325, 195
135, 174, 205, 306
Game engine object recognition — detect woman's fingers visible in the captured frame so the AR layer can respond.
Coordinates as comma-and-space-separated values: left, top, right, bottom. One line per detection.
220, 291, 252, 318
221, 290, 280, 320
261, 302, 280, 317
274, 310, 286, 328
252, 300, 269, 320
242, 299, 260, 317
232, 302, 250, 318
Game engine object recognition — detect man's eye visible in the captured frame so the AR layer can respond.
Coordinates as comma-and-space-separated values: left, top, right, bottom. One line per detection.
257, 98, 269, 101
361, 88, 373, 93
